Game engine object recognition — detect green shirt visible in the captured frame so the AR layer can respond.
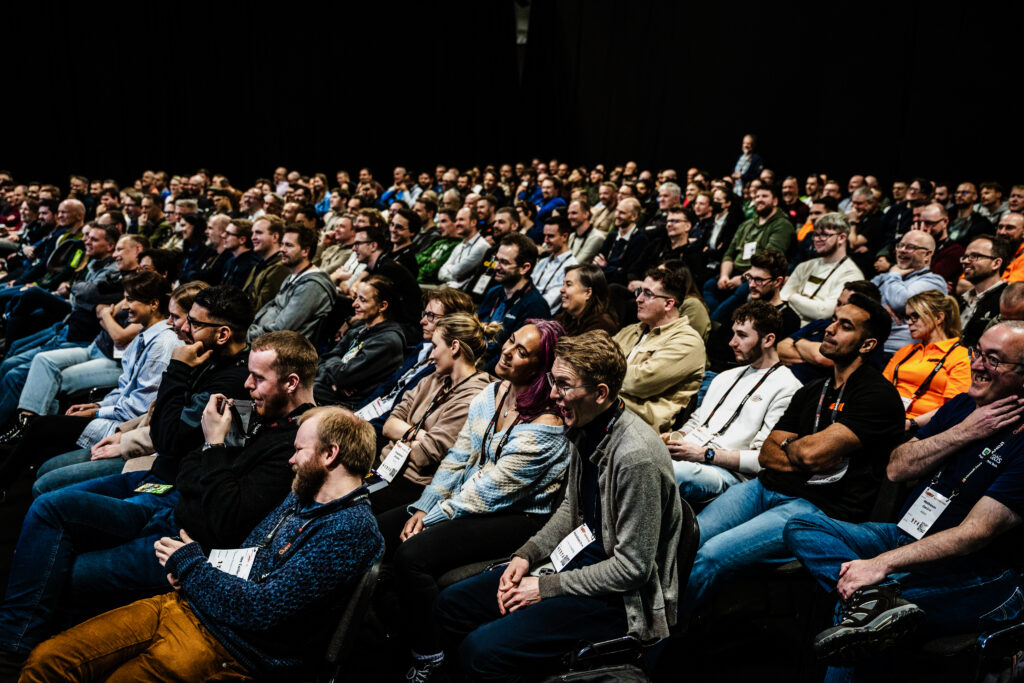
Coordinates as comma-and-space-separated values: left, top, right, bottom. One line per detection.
722, 210, 796, 272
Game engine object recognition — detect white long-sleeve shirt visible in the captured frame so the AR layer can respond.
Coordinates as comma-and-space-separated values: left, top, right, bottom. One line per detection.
782, 256, 865, 324
530, 250, 577, 313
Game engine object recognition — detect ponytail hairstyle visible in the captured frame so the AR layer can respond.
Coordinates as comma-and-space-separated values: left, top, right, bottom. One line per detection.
435, 313, 502, 370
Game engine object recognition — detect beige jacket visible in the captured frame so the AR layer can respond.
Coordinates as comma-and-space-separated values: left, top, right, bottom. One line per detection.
613, 315, 706, 433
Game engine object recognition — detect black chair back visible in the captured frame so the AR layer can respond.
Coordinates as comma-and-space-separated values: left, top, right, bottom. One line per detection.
321, 558, 383, 683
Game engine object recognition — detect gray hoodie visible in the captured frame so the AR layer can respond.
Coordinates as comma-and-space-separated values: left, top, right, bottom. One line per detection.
247, 268, 337, 342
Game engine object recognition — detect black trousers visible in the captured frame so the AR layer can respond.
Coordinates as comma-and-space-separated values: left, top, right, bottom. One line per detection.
0, 415, 91, 488
375, 507, 548, 655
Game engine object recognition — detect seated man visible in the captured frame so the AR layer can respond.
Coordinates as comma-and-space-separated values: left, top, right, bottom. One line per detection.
781, 212, 865, 325
246, 224, 336, 342
614, 267, 705, 434
872, 230, 947, 355
435, 330, 682, 682
15, 406, 385, 682
667, 301, 801, 504
0, 331, 317, 667
681, 293, 905, 618
477, 233, 551, 373
785, 322, 1024, 671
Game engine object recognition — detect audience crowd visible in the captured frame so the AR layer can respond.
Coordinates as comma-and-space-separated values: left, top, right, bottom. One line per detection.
0, 138, 1023, 681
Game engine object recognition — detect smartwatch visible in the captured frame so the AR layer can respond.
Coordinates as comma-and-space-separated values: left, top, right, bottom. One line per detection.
704, 448, 716, 464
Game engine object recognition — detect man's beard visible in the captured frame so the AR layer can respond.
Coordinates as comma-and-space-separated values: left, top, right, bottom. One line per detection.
755, 204, 773, 218
817, 241, 838, 258
292, 457, 328, 505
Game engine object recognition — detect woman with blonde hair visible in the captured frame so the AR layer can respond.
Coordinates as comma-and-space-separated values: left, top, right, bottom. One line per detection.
371, 313, 499, 513
883, 290, 971, 430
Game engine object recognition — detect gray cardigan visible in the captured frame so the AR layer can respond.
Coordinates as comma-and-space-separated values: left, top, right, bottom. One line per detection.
514, 407, 682, 641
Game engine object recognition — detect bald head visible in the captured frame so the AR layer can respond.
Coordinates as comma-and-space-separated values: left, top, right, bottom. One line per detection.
57, 198, 86, 229
615, 198, 641, 228
895, 230, 935, 271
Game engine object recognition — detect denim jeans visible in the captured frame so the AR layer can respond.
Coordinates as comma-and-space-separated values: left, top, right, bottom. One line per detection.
0, 470, 178, 655
673, 461, 743, 505
702, 277, 750, 323
33, 448, 127, 498
0, 323, 82, 426
681, 478, 823, 616
18, 342, 120, 416
435, 566, 628, 682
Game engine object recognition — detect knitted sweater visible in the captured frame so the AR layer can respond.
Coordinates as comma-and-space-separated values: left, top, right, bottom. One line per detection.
166, 489, 384, 682
409, 382, 570, 526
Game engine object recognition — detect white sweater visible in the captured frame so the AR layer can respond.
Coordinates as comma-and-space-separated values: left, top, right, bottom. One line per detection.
782, 256, 865, 324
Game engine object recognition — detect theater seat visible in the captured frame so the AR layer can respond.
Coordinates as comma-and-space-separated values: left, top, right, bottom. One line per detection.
315, 558, 383, 683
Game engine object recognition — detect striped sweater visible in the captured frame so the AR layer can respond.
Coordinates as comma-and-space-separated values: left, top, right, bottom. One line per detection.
409, 382, 570, 526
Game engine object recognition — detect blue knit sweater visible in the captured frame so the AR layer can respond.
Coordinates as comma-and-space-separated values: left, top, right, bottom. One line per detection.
165, 487, 384, 681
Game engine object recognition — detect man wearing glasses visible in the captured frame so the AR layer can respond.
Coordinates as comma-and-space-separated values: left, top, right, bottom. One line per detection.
783, 212, 865, 325
911, 203, 964, 288
957, 236, 1010, 347
872, 230, 947, 354
785, 322, 1024, 673
613, 267, 705, 433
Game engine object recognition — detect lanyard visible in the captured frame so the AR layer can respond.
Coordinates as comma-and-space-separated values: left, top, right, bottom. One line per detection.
481, 383, 523, 461
383, 358, 433, 402
809, 257, 848, 298
487, 282, 531, 321
892, 341, 962, 405
536, 251, 571, 290
812, 378, 847, 434
928, 422, 1022, 500
408, 372, 480, 437
453, 234, 482, 265
699, 363, 782, 436
572, 400, 626, 528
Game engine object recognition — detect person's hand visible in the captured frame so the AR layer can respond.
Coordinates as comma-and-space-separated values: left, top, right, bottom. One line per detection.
21, 244, 34, 259
627, 280, 643, 293
836, 557, 889, 601
666, 438, 705, 462
593, 253, 608, 267
172, 341, 213, 368
717, 275, 731, 290
66, 403, 100, 418
498, 556, 530, 595
55, 282, 71, 298
90, 438, 123, 461
956, 396, 1024, 442
728, 275, 743, 288
201, 394, 233, 445
154, 529, 194, 567
499, 576, 541, 614
167, 573, 182, 591
400, 510, 427, 542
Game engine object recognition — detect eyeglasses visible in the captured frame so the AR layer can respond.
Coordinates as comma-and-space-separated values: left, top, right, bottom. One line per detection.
895, 242, 932, 252
352, 239, 373, 246
905, 311, 922, 323
971, 345, 1024, 373
742, 273, 774, 285
633, 288, 673, 302
545, 372, 593, 397
912, 218, 945, 227
185, 314, 226, 330
811, 230, 839, 239
421, 310, 442, 322
960, 252, 995, 263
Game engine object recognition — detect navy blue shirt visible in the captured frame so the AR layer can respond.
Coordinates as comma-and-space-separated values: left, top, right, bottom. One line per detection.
478, 280, 552, 373
905, 393, 1024, 567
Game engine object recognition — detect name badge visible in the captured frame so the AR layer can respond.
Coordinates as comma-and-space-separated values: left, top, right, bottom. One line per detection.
472, 274, 493, 295
900, 395, 913, 411
208, 547, 259, 580
805, 459, 849, 485
341, 342, 363, 364
550, 523, 596, 572
682, 426, 714, 447
742, 241, 757, 260
355, 395, 395, 421
113, 346, 125, 360
376, 441, 412, 483
897, 487, 950, 540
133, 482, 175, 495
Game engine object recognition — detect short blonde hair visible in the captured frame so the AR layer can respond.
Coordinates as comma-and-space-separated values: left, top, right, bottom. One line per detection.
554, 330, 626, 397
299, 406, 376, 477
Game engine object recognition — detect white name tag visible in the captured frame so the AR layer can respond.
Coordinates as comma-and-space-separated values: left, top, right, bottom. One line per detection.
113, 346, 125, 360
472, 274, 493, 295
550, 523, 596, 572
377, 441, 411, 483
742, 241, 757, 260
682, 426, 714, 447
341, 341, 362, 364
900, 395, 913, 411
355, 395, 395, 421
897, 486, 950, 540
208, 547, 258, 580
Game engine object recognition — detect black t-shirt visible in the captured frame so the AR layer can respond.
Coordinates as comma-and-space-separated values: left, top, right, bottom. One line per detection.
905, 393, 1024, 568
759, 364, 905, 522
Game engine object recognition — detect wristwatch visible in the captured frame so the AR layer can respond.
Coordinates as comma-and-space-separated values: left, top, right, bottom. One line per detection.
202, 442, 226, 452
704, 448, 716, 464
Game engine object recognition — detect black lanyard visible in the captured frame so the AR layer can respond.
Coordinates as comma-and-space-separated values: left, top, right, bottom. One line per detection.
928, 422, 1023, 500
409, 372, 480, 437
812, 378, 847, 434
809, 257, 848, 298
891, 341, 962, 404
481, 383, 522, 461
536, 252, 571, 290
698, 363, 782, 436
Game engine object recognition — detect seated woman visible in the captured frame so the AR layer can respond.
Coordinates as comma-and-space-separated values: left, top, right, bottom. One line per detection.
355, 286, 475, 423
370, 312, 497, 513
375, 319, 570, 679
314, 275, 407, 409
0, 272, 183, 491
555, 264, 619, 336
883, 290, 971, 431
29, 282, 207, 497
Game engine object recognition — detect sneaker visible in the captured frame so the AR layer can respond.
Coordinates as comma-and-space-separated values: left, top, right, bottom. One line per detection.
0, 415, 30, 449
813, 584, 925, 665
405, 656, 443, 682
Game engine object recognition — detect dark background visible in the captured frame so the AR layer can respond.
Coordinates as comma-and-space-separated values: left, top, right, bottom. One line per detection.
5, 1, 1022, 189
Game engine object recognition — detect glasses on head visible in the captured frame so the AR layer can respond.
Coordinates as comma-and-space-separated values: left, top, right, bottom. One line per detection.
421, 310, 442, 322
960, 252, 995, 263
545, 372, 593, 397
742, 273, 773, 285
971, 345, 1024, 373
185, 314, 225, 330
633, 288, 673, 301
895, 242, 931, 252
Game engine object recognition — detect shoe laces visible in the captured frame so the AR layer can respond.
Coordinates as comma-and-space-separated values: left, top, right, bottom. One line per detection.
405, 660, 439, 683
834, 588, 864, 625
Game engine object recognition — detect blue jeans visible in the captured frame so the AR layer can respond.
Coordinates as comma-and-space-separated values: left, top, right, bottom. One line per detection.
19, 342, 120, 416
0, 323, 82, 425
702, 277, 750, 323
0, 470, 178, 656
681, 478, 822, 616
785, 511, 1024, 682
673, 461, 743, 505
33, 448, 127, 497
435, 566, 628, 682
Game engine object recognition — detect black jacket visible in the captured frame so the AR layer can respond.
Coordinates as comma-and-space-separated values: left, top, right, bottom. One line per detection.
149, 349, 252, 483
173, 403, 314, 551
314, 320, 406, 408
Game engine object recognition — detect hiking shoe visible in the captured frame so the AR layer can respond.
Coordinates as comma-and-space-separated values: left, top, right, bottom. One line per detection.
814, 584, 925, 665
405, 656, 443, 682
0, 414, 31, 449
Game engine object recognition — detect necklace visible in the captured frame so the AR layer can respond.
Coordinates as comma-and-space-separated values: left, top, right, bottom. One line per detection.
501, 384, 515, 418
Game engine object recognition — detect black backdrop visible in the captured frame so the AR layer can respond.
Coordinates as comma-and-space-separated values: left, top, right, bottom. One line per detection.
5, 1, 1023, 188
